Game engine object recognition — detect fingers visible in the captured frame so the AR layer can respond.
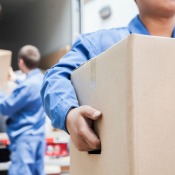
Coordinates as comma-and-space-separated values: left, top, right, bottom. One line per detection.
8, 67, 16, 81
80, 105, 102, 120
77, 115, 101, 150
8, 67, 14, 75
73, 136, 96, 152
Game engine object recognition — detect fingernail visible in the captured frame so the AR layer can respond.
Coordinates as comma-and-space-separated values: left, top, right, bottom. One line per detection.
93, 111, 101, 118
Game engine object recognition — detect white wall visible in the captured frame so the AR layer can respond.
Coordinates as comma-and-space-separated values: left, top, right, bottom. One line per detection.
83, 0, 138, 33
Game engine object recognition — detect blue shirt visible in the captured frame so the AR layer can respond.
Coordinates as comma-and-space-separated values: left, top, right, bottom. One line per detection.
0, 69, 45, 141
41, 15, 175, 131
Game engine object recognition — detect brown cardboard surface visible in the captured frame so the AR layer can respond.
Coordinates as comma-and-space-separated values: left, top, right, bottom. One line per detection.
39, 46, 70, 70
0, 50, 12, 89
71, 34, 175, 175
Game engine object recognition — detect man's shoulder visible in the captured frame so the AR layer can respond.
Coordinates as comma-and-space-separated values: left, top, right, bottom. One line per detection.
80, 27, 130, 54
83, 27, 129, 38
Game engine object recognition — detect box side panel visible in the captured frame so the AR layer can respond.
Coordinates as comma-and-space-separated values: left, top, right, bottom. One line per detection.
133, 36, 175, 175
0, 50, 12, 89
71, 36, 133, 175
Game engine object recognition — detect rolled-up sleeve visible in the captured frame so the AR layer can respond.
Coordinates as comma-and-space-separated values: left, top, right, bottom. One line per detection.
41, 34, 97, 131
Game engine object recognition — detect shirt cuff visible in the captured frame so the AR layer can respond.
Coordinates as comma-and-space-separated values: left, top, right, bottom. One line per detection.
50, 99, 79, 133
64, 106, 78, 134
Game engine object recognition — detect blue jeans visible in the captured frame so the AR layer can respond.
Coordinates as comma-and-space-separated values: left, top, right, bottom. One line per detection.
8, 134, 46, 175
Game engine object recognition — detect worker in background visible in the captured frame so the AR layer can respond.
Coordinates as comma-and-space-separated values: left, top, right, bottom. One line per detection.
0, 45, 45, 175
41, 0, 175, 151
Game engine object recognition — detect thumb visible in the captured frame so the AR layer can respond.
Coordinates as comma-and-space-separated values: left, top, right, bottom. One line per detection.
80, 105, 102, 120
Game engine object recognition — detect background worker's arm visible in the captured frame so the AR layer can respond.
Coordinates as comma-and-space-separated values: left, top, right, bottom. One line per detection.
41, 34, 102, 151
8, 67, 22, 84
0, 85, 30, 116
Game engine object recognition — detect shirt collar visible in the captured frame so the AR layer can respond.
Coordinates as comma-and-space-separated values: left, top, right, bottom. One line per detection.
26, 68, 41, 78
128, 15, 175, 38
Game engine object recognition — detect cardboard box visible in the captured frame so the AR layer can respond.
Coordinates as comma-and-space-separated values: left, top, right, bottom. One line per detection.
71, 34, 175, 175
0, 50, 12, 89
39, 46, 70, 70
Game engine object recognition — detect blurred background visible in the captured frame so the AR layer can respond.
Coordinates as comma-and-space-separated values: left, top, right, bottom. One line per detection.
0, 0, 138, 175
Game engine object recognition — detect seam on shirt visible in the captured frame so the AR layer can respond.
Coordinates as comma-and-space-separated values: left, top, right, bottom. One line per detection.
81, 34, 99, 56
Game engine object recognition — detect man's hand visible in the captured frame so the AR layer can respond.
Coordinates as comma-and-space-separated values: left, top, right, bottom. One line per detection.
8, 67, 16, 82
66, 105, 102, 151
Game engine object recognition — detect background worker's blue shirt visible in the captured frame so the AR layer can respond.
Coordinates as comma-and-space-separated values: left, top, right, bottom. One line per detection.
0, 69, 45, 141
41, 15, 175, 131
0, 91, 4, 99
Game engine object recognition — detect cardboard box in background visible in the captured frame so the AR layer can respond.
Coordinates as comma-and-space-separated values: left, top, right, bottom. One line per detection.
0, 50, 12, 90
71, 34, 175, 175
39, 46, 70, 70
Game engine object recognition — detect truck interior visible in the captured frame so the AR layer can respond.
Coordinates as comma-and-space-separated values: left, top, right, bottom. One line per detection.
0, 1, 82, 174
0, 0, 81, 70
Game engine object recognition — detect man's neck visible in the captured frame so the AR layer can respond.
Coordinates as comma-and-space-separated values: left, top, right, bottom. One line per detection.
23, 68, 32, 75
139, 14, 175, 37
